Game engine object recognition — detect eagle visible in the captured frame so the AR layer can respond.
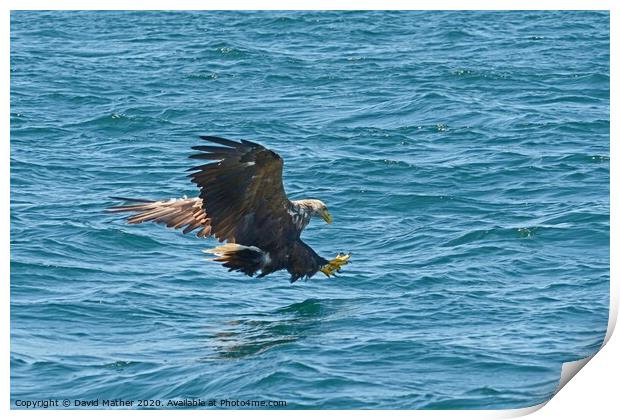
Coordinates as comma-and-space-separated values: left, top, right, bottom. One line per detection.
108, 136, 350, 282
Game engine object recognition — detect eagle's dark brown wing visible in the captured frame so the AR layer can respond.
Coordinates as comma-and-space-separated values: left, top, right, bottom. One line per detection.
187, 136, 298, 249
107, 197, 212, 237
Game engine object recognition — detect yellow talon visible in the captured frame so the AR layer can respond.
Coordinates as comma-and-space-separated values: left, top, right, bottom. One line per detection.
320, 253, 351, 277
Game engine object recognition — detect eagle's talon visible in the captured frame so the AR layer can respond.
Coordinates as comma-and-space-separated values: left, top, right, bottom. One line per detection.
320, 253, 350, 278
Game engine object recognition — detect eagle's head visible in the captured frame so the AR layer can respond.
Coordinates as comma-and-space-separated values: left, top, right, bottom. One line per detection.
294, 199, 333, 224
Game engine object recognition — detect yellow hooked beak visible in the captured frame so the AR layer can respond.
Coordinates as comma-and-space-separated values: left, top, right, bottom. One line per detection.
322, 211, 333, 224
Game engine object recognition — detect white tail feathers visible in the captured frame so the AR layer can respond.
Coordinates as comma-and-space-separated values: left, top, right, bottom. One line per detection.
204, 244, 267, 277
204, 243, 262, 258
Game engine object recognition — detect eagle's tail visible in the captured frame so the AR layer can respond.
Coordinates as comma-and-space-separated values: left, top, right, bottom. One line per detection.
205, 244, 267, 277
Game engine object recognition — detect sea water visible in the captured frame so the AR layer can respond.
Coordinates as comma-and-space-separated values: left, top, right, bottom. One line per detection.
10, 11, 609, 409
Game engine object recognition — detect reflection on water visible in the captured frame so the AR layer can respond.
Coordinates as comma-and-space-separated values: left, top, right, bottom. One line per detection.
209, 299, 337, 359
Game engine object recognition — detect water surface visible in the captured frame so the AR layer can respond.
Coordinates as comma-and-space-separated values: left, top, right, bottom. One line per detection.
11, 11, 609, 409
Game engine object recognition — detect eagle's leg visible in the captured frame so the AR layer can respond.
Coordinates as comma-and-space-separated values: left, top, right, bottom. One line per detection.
320, 254, 350, 277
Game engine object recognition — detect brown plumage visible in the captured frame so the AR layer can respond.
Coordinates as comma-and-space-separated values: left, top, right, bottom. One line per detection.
108, 136, 350, 282
108, 197, 211, 237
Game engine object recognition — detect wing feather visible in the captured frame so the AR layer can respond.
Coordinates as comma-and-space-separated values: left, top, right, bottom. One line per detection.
188, 136, 298, 247
107, 197, 210, 237
198, 135, 240, 147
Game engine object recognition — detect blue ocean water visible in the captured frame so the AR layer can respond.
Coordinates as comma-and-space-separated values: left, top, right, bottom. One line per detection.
10, 11, 609, 409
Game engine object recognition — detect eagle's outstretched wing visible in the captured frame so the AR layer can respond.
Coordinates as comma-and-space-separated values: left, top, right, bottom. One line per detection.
187, 136, 298, 249
107, 197, 212, 237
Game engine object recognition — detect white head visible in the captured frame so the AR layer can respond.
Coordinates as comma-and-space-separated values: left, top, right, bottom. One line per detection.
292, 199, 333, 224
